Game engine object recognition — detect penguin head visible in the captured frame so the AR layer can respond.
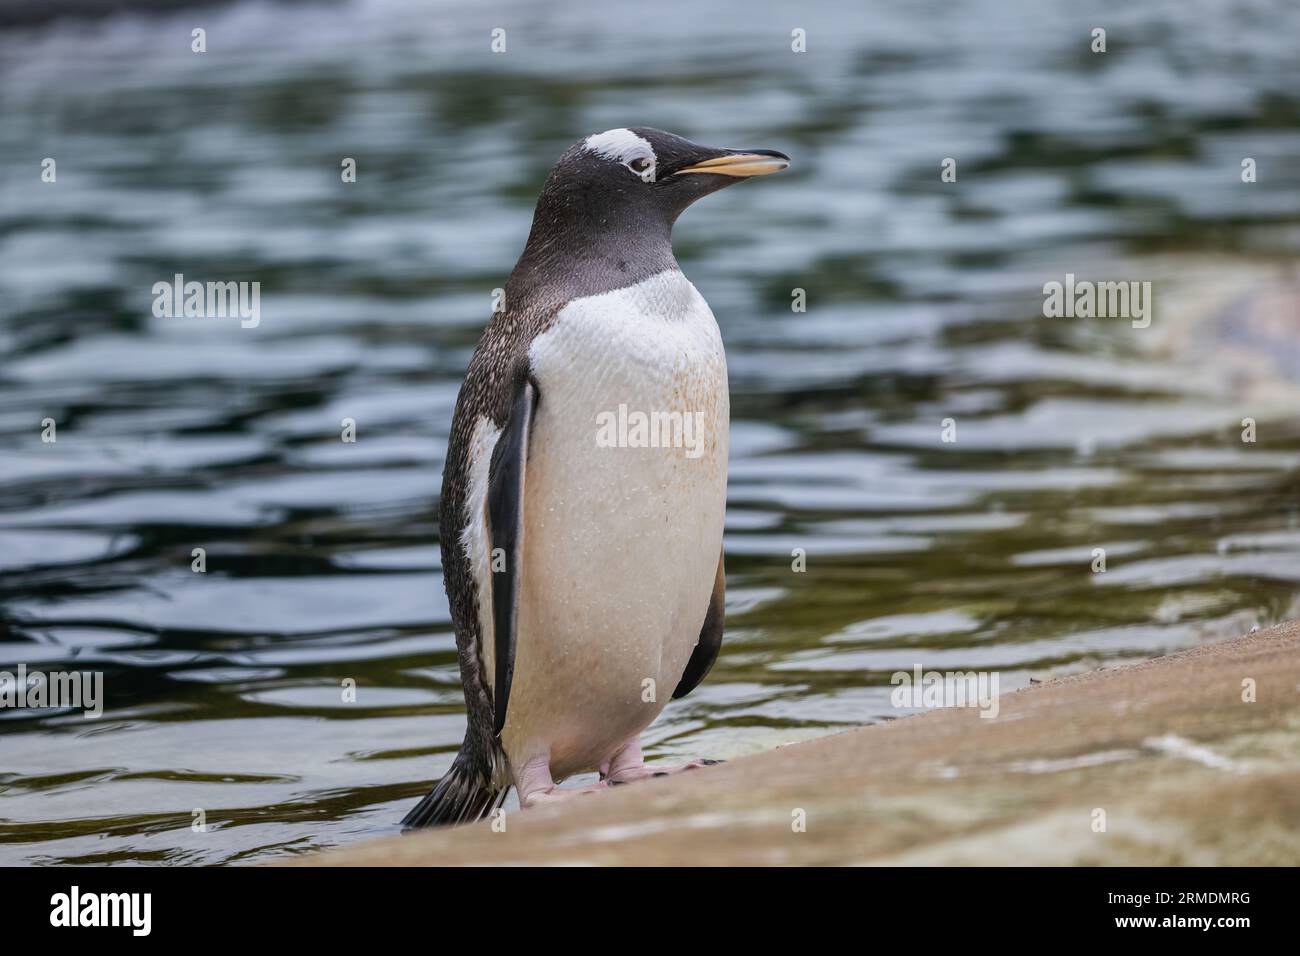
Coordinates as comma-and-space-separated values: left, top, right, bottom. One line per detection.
534, 127, 790, 237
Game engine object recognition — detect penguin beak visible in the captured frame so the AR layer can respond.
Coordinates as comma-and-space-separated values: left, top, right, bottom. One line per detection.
674, 147, 790, 178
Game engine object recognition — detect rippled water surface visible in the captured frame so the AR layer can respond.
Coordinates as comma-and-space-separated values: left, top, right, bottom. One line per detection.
3, 0, 1300, 864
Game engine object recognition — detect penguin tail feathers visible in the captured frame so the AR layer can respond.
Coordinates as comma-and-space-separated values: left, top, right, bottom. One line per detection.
401, 750, 506, 829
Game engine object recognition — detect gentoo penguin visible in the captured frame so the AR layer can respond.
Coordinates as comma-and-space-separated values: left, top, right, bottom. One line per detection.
403, 127, 789, 827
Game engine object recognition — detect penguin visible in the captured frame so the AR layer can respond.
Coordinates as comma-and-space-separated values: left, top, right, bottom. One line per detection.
403, 127, 789, 827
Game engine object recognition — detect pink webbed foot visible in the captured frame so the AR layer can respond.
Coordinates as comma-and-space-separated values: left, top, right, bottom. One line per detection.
519, 781, 609, 808
513, 752, 609, 809
598, 737, 723, 786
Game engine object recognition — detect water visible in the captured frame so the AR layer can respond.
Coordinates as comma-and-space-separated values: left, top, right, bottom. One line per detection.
3, 0, 1300, 865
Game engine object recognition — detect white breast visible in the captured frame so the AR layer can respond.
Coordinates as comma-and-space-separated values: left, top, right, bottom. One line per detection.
473, 269, 729, 778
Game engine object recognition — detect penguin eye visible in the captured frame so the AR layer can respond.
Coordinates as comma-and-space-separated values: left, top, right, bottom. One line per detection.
627, 157, 655, 179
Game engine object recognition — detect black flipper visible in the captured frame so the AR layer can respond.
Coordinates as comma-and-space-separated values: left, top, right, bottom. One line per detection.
673, 549, 725, 699
487, 375, 537, 735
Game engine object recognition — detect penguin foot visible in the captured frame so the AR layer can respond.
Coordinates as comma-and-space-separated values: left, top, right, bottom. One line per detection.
598, 736, 727, 785
519, 781, 609, 808
602, 757, 723, 784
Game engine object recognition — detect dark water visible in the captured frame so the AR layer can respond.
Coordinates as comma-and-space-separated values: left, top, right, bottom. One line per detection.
3, 0, 1300, 864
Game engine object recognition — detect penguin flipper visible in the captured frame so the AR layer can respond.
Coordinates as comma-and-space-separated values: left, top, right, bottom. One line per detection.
672, 549, 725, 699
486, 374, 537, 735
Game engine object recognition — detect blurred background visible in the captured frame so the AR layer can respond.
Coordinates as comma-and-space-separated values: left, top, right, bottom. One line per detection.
2, 0, 1300, 864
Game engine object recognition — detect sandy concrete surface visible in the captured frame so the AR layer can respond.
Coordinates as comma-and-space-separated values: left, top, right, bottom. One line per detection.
292, 621, 1300, 865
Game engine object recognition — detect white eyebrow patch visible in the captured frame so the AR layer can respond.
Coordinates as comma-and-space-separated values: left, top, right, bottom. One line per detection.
583, 128, 655, 165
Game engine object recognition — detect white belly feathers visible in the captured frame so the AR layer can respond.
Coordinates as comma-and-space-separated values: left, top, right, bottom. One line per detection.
465, 269, 729, 778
